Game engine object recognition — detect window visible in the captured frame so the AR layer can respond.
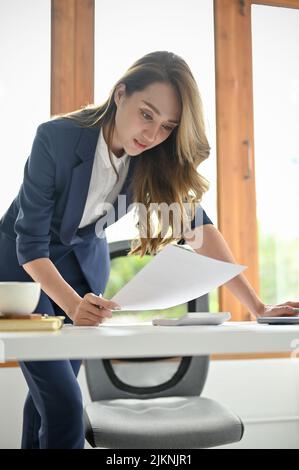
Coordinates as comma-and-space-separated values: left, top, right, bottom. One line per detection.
95, 0, 218, 313
94, 0, 217, 242
0, 0, 51, 216
252, 4, 299, 304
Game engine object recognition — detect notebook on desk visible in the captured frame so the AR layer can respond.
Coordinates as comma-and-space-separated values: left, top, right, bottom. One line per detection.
0, 315, 65, 331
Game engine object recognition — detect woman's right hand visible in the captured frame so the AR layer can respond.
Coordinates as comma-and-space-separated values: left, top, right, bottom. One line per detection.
72, 293, 121, 326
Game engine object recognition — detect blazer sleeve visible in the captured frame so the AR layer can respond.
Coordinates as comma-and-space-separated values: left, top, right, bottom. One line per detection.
190, 204, 213, 229
177, 203, 213, 245
14, 123, 56, 265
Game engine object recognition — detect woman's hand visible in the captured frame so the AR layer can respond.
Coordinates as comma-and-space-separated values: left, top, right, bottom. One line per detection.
254, 301, 299, 318
72, 293, 121, 326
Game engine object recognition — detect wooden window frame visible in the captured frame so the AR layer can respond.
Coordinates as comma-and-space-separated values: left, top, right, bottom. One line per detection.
213, 0, 299, 359
214, 0, 299, 321
51, 0, 94, 116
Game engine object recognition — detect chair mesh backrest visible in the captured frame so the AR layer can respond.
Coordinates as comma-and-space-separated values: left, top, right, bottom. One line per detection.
84, 355, 210, 401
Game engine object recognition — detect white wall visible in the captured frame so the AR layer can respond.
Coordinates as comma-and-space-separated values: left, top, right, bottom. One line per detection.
1, 358, 299, 449
204, 358, 299, 449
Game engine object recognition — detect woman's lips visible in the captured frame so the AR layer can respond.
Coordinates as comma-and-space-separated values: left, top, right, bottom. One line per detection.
134, 138, 147, 150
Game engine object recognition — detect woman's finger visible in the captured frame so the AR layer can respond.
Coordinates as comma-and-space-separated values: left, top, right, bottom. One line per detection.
85, 308, 112, 320
75, 311, 109, 325
282, 301, 299, 308
82, 301, 111, 317
270, 305, 298, 316
84, 292, 120, 311
73, 314, 98, 326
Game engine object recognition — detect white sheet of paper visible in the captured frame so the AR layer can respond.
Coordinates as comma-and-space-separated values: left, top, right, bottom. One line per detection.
111, 244, 246, 311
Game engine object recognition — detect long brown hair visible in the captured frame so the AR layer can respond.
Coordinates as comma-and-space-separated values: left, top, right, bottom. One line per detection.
54, 51, 210, 256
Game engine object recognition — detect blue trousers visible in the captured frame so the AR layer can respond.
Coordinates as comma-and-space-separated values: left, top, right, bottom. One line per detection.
19, 251, 91, 449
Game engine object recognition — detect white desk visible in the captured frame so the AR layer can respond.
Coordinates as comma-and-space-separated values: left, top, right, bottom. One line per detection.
1, 320, 299, 362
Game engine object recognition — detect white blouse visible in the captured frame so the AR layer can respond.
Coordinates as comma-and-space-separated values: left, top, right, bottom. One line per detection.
78, 127, 130, 228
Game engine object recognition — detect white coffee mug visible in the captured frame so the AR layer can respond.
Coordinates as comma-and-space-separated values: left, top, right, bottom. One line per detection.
0, 282, 41, 315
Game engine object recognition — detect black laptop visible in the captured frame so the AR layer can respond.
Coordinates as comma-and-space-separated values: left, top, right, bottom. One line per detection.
257, 316, 299, 325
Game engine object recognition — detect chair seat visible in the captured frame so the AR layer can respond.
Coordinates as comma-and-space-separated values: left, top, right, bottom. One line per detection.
85, 395, 244, 449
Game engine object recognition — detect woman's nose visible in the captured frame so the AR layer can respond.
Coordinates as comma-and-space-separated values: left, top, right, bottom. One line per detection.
143, 125, 160, 143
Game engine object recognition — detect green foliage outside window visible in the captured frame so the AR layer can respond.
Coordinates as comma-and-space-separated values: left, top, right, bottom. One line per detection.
258, 224, 299, 304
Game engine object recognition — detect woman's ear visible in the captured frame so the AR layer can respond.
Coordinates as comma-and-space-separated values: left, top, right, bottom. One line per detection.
114, 83, 126, 107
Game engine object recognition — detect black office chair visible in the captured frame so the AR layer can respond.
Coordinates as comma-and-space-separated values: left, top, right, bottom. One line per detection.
84, 240, 244, 449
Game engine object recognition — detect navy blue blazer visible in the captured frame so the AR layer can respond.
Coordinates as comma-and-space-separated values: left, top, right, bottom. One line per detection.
0, 118, 213, 295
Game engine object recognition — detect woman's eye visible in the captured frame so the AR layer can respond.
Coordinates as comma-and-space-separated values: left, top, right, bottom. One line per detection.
140, 110, 174, 132
163, 125, 174, 132
141, 110, 152, 120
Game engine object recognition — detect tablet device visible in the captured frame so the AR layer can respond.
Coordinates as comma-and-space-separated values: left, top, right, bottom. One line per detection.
152, 312, 231, 326
257, 316, 299, 325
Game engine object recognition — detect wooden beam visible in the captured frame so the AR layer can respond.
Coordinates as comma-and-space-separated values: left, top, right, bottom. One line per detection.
214, 0, 259, 320
51, 0, 94, 115
0, 362, 19, 368
252, 0, 299, 8
212, 352, 290, 360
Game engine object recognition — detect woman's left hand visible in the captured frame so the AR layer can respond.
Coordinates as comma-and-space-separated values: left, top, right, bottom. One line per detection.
256, 301, 299, 318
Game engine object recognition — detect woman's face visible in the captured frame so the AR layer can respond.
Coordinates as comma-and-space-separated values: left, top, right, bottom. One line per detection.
109, 82, 181, 157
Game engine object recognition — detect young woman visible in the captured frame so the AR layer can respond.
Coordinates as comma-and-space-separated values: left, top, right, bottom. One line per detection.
0, 51, 298, 449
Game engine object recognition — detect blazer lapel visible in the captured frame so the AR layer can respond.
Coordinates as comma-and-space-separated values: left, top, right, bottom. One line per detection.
59, 124, 140, 245
59, 126, 100, 245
